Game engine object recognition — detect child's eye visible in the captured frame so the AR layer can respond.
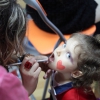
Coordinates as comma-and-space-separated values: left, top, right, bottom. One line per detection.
66, 52, 71, 58
62, 44, 66, 48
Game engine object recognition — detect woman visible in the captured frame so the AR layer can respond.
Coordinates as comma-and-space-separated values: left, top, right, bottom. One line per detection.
0, 0, 47, 99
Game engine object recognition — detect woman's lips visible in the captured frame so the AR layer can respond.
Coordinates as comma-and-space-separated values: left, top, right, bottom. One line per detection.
49, 53, 55, 62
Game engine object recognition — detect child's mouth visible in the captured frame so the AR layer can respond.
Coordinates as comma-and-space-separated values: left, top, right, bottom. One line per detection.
49, 53, 55, 62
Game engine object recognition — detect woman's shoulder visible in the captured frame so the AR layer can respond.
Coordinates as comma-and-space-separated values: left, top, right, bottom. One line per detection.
0, 65, 29, 100
0, 65, 7, 76
0, 65, 21, 89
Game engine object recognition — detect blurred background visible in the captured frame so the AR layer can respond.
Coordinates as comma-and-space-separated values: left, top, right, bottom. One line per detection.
17, 0, 50, 100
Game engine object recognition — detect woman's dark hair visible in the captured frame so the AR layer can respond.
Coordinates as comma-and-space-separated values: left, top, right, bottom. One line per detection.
70, 33, 100, 88
0, 0, 26, 68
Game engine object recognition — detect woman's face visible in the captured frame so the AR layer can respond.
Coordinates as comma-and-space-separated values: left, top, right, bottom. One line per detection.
48, 37, 81, 73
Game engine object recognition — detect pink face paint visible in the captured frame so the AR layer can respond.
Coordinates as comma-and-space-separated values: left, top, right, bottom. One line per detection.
57, 60, 65, 70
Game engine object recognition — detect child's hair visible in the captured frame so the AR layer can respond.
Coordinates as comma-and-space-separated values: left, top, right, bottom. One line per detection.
0, 0, 26, 68
70, 33, 100, 88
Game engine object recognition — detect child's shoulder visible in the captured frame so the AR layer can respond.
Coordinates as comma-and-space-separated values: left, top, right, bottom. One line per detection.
60, 87, 97, 100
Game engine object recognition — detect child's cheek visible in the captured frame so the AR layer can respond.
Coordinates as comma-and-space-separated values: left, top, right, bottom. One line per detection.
57, 60, 65, 70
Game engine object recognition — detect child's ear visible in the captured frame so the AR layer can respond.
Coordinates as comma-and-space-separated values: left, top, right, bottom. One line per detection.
71, 70, 83, 78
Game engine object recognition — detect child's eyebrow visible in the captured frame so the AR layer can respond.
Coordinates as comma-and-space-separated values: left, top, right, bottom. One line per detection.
69, 44, 80, 63
73, 44, 81, 61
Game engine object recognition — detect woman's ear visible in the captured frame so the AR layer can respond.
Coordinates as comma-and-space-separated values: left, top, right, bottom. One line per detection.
71, 70, 83, 78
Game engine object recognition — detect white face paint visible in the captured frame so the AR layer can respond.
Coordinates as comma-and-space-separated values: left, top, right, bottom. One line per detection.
48, 37, 81, 73
95, 0, 100, 23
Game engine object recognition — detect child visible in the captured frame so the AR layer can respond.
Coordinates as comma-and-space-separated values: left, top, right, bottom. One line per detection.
47, 33, 100, 100
24, 0, 100, 98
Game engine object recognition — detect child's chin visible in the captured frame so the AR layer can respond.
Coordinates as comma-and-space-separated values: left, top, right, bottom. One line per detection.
48, 63, 55, 69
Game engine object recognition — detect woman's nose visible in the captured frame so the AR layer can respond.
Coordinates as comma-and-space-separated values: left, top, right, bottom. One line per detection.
57, 51, 61, 57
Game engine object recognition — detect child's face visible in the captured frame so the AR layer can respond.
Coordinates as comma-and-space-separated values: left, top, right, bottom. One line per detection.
48, 37, 81, 73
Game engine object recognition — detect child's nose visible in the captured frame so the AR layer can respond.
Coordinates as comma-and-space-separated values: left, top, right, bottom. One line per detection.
57, 51, 61, 57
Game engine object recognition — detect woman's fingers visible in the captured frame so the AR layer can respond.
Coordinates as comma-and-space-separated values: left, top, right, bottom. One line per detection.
19, 55, 42, 96
29, 62, 41, 77
33, 67, 41, 78
30, 62, 39, 72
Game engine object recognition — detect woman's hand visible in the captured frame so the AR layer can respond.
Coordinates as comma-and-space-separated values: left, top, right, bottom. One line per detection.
19, 56, 41, 96
19, 54, 52, 95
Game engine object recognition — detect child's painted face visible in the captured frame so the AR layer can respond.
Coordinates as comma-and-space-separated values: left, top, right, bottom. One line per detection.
48, 37, 81, 73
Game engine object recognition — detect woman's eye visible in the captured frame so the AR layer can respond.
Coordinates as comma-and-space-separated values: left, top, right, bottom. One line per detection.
66, 52, 71, 58
62, 44, 66, 48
